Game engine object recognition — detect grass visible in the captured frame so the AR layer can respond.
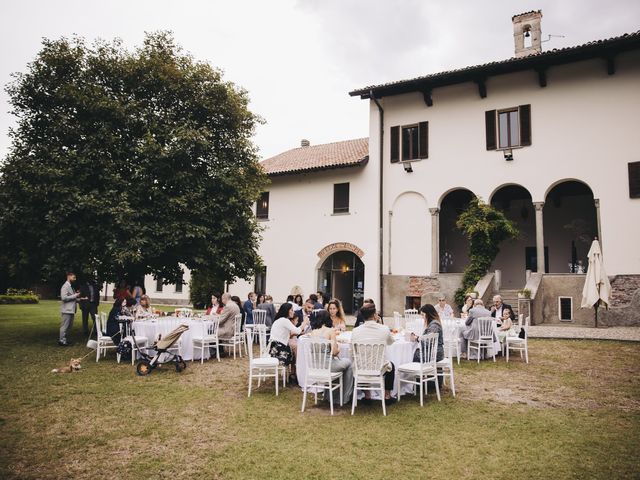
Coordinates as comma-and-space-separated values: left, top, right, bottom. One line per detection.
0, 301, 639, 479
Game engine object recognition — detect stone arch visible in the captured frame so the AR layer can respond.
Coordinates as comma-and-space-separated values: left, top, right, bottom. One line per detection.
543, 180, 598, 274
489, 184, 535, 288
438, 188, 476, 273
315, 245, 365, 314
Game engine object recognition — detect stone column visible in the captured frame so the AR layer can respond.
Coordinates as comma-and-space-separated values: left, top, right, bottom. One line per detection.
594, 198, 602, 248
429, 208, 440, 275
533, 201, 545, 273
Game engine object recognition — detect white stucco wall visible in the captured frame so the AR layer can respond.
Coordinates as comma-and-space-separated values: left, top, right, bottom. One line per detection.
373, 49, 640, 280
227, 166, 380, 305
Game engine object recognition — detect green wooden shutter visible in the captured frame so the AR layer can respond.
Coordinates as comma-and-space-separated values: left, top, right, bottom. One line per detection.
485, 110, 497, 150
418, 121, 429, 159
390, 126, 400, 163
519, 104, 532, 146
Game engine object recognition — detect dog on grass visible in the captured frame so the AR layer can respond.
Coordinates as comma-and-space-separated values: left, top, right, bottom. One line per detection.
52, 358, 82, 373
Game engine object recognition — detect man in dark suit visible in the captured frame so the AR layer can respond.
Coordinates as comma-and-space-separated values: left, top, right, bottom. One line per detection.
490, 295, 513, 320
79, 277, 100, 336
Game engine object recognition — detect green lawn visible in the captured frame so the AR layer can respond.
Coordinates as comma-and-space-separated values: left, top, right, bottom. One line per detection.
1, 301, 639, 479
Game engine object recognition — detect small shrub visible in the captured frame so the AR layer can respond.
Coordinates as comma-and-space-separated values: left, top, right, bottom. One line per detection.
0, 295, 39, 304
6, 288, 36, 296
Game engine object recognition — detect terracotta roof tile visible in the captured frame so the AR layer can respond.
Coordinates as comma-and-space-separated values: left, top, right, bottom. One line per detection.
260, 138, 369, 176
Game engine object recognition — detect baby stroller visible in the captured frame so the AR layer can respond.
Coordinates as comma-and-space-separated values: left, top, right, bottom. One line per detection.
135, 324, 189, 376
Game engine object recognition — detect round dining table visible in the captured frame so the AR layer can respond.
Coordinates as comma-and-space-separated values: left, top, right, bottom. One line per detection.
132, 316, 216, 361
296, 332, 418, 398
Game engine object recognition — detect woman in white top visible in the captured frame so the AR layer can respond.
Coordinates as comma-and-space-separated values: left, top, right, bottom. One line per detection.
327, 299, 347, 332
309, 310, 353, 404
435, 296, 454, 318
269, 303, 309, 382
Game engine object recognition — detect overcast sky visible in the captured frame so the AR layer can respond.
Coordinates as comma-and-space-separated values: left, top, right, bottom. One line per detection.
1, 0, 639, 160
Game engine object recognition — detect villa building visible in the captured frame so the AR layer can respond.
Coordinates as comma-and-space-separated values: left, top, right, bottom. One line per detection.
230, 11, 640, 326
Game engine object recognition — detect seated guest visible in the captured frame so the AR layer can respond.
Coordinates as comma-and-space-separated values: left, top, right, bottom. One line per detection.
316, 291, 326, 308
411, 304, 444, 391
206, 293, 224, 315
257, 295, 276, 328
107, 297, 136, 345
256, 293, 265, 307
490, 295, 512, 320
231, 295, 245, 327
293, 294, 304, 308
134, 294, 154, 319
269, 303, 309, 383
435, 296, 454, 319
351, 304, 396, 403
354, 298, 375, 328
412, 304, 444, 362
243, 292, 256, 325
460, 295, 475, 318
299, 298, 315, 334
461, 299, 492, 358
327, 299, 347, 332
498, 307, 516, 343
309, 310, 353, 404
217, 293, 240, 356
309, 293, 323, 310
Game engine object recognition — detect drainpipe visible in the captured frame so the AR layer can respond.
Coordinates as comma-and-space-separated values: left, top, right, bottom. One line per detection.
371, 90, 385, 316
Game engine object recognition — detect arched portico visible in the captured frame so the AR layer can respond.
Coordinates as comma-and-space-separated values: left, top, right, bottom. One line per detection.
490, 184, 535, 288
543, 180, 598, 273
437, 188, 476, 273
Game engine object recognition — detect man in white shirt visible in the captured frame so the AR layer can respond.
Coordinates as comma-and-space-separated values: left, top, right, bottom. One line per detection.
351, 305, 396, 403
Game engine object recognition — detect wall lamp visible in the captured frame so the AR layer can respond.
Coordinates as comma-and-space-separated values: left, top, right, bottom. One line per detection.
403, 162, 413, 173
503, 149, 514, 161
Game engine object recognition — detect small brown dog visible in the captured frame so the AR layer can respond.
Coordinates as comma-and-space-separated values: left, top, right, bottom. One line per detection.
52, 358, 82, 373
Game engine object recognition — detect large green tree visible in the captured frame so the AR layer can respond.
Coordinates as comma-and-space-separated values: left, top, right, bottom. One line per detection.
0, 32, 266, 287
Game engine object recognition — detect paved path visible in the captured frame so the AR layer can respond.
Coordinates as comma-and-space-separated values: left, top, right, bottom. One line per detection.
361, 316, 640, 342
527, 325, 640, 341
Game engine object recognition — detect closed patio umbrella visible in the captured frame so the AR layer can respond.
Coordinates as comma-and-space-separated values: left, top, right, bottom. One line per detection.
581, 238, 611, 327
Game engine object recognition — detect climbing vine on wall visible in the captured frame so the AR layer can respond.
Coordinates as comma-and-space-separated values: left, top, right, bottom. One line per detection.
454, 198, 519, 306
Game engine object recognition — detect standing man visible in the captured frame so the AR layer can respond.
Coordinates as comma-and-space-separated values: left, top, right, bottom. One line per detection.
243, 292, 256, 325
59, 271, 82, 346
79, 277, 100, 336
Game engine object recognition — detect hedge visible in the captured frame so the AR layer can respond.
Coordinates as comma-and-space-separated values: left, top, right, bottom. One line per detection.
0, 295, 39, 304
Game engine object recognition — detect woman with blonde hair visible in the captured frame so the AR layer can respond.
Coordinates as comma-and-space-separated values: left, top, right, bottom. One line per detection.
327, 299, 347, 332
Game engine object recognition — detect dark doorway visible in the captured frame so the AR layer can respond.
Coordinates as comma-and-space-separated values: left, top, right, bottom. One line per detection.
317, 251, 365, 314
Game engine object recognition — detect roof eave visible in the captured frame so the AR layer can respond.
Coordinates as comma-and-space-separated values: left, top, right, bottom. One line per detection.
265, 156, 369, 177
349, 32, 640, 100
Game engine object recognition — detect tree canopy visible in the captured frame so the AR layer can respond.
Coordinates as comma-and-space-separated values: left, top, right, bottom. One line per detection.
0, 32, 267, 287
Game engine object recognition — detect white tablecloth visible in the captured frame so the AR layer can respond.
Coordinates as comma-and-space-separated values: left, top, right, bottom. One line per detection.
450, 317, 501, 359
296, 335, 417, 397
132, 317, 214, 361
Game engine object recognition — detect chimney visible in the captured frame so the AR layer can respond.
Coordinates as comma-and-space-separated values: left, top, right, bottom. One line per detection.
512, 10, 543, 58
300, 139, 310, 147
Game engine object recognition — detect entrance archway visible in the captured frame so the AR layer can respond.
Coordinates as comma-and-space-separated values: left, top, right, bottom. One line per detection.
317, 251, 364, 314
543, 180, 597, 273
439, 189, 475, 273
489, 184, 535, 288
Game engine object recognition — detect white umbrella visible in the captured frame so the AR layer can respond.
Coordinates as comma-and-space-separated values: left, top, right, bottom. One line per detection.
581, 238, 611, 327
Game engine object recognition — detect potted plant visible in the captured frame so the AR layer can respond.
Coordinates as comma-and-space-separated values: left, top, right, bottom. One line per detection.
517, 288, 531, 299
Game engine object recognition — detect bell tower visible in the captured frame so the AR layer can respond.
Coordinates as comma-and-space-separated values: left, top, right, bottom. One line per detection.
513, 10, 543, 57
